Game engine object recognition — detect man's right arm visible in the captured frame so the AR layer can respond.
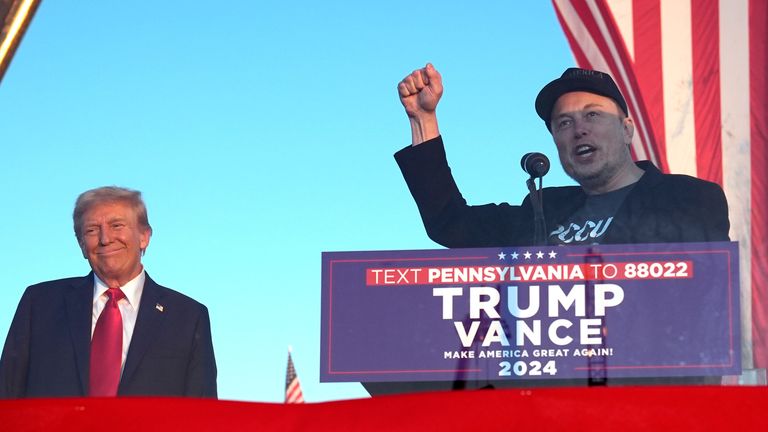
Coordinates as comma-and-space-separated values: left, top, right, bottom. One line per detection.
395, 136, 530, 248
0, 288, 31, 399
395, 64, 532, 248
184, 305, 217, 398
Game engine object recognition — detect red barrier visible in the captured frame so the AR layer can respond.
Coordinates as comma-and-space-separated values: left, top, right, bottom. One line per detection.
1, 386, 766, 431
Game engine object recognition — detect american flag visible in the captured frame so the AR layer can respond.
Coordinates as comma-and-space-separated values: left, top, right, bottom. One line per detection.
552, 0, 767, 371
285, 347, 305, 403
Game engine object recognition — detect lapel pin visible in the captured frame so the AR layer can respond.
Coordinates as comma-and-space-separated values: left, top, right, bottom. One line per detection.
155, 303, 164, 312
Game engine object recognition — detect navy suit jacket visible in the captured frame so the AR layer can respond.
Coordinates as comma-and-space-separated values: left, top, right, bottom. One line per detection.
0, 273, 217, 398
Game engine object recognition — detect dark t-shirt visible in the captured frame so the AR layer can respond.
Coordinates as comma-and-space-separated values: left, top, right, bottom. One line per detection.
549, 183, 636, 245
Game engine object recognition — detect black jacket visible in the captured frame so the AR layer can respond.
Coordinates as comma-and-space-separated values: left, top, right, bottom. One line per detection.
395, 136, 729, 247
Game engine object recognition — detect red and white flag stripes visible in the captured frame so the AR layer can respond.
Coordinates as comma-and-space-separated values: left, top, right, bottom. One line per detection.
552, 0, 767, 370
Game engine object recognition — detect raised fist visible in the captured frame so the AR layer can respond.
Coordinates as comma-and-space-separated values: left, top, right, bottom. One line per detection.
398, 63, 443, 119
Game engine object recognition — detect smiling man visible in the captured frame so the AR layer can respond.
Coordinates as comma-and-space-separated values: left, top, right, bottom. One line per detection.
395, 65, 730, 247
0, 187, 217, 398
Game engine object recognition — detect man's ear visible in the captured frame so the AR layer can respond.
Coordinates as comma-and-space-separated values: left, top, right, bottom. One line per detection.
623, 117, 635, 145
139, 226, 152, 255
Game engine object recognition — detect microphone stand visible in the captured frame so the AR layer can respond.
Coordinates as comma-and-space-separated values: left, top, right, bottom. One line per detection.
526, 176, 547, 246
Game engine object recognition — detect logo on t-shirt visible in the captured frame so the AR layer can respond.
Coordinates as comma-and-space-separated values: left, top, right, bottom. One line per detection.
550, 217, 613, 245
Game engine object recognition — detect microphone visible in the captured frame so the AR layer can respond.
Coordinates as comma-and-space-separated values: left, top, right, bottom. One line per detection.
520, 152, 550, 178
521, 152, 549, 245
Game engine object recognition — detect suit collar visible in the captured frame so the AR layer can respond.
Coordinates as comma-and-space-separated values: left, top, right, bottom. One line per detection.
67, 272, 169, 395
634, 160, 663, 187
602, 160, 661, 243
64, 273, 95, 395
119, 273, 167, 392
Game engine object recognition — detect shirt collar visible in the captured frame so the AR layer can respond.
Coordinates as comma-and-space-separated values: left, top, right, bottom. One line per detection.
93, 269, 146, 307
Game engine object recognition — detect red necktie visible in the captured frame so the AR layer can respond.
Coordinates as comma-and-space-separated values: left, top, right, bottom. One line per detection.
89, 288, 126, 396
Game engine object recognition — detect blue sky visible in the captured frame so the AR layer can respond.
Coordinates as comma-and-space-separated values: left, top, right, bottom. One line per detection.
0, 1, 576, 402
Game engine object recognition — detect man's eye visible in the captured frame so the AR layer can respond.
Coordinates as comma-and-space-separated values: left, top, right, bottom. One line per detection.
556, 119, 572, 129
586, 111, 600, 118
112, 223, 125, 229
85, 228, 97, 235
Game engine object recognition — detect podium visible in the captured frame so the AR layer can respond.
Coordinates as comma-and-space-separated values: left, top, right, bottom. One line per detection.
322, 243, 744, 392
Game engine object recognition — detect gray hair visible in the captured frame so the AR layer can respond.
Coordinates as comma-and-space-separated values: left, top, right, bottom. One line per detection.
73, 186, 152, 241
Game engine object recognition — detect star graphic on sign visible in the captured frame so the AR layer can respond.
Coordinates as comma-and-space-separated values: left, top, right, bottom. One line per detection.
536, 251, 545, 259
497, 251, 506, 260
523, 251, 532, 259
511, 252, 519, 260
548, 250, 558, 259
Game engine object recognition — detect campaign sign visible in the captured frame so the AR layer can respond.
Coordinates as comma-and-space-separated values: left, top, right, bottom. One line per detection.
320, 242, 740, 383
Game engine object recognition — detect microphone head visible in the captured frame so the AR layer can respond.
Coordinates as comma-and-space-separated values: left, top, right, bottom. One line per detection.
521, 152, 550, 178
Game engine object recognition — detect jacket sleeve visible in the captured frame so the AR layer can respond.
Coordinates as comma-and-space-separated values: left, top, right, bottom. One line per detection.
395, 136, 531, 248
0, 288, 32, 399
184, 305, 217, 398
694, 181, 730, 242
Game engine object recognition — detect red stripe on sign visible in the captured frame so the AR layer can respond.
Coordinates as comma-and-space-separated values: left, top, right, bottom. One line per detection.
632, 0, 669, 173
749, 0, 768, 370
691, 0, 724, 186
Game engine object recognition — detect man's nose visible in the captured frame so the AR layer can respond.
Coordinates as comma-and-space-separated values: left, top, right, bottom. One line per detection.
573, 120, 589, 139
98, 227, 112, 245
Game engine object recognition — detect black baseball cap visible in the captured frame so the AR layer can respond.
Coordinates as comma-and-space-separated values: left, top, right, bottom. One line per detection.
535, 68, 628, 130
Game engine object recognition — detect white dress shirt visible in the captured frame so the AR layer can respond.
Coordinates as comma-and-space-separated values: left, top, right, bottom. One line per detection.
91, 270, 145, 372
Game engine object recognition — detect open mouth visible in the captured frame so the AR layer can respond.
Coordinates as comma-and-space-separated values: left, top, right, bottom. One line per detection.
575, 144, 596, 157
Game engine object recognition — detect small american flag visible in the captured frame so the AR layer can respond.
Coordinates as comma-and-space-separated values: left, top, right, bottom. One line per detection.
285, 346, 304, 403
